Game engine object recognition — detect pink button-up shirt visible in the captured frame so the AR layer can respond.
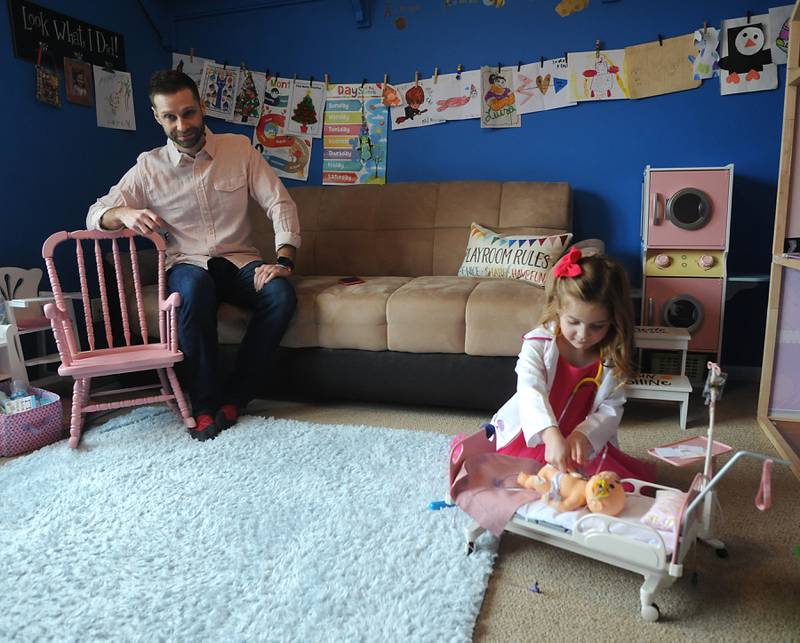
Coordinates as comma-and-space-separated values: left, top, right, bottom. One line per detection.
86, 129, 301, 269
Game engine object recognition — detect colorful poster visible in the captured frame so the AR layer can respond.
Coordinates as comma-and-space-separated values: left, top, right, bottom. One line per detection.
198, 63, 239, 120
690, 27, 721, 79
568, 49, 629, 101
231, 69, 267, 126
516, 57, 574, 115
252, 76, 310, 181
172, 52, 214, 87
625, 34, 701, 99
719, 15, 777, 95
381, 83, 402, 107
323, 83, 387, 186
93, 66, 135, 130
390, 79, 445, 130
287, 80, 326, 138
769, 5, 793, 65
429, 70, 481, 120
480, 66, 520, 128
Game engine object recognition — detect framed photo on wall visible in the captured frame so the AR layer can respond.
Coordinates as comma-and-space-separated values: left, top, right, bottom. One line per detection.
64, 58, 94, 107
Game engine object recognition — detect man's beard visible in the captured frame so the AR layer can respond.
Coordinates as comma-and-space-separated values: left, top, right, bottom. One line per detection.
170, 125, 204, 149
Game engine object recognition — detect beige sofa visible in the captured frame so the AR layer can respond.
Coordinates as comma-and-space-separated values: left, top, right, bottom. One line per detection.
122, 180, 572, 410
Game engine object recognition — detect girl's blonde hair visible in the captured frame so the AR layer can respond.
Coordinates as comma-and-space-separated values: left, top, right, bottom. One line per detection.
540, 253, 635, 381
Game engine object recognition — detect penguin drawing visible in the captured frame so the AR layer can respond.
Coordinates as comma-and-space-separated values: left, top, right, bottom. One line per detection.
719, 23, 773, 84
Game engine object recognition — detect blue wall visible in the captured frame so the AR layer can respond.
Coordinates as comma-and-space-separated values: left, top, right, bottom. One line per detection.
0, 0, 786, 366
1, 0, 166, 274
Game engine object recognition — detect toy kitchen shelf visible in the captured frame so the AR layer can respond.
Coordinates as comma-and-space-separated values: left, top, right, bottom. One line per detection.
758, 0, 800, 481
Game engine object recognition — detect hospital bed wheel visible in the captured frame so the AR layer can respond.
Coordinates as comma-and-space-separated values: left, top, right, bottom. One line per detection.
641, 603, 660, 622
715, 547, 729, 559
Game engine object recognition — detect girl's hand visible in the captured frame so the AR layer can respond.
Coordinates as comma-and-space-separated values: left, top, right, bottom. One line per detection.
566, 431, 591, 466
542, 426, 572, 473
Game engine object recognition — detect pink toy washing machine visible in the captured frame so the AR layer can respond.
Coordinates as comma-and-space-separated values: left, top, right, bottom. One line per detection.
643, 167, 733, 249
641, 165, 734, 360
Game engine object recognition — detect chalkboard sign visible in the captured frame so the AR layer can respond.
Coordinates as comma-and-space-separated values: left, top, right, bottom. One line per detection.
7, 0, 126, 71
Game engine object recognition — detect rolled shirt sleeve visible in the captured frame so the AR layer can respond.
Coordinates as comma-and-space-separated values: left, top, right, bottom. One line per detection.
86, 161, 148, 230
247, 144, 301, 251
515, 339, 559, 445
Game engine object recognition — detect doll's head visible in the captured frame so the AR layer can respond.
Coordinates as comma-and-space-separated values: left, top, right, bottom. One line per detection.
540, 249, 635, 380
585, 471, 626, 515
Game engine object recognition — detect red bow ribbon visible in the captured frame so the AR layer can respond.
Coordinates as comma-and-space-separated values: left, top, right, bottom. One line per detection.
553, 247, 583, 278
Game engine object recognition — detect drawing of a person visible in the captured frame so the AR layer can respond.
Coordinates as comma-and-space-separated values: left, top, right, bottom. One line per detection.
583, 54, 619, 98
395, 84, 427, 124
264, 87, 281, 107
484, 73, 515, 111
72, 69, 88, 97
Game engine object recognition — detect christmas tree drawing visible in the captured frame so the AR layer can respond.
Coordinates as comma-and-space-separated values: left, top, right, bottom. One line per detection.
291, 91, 317, 133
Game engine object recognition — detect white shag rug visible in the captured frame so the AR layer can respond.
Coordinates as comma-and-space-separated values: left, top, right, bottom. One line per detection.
0, 407, 496, 641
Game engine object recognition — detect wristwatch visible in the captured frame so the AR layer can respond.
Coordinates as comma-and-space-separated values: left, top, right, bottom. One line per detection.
276, 256, 295, 271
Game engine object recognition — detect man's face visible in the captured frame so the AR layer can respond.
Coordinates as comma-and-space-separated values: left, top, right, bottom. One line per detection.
152, 88, 205, 153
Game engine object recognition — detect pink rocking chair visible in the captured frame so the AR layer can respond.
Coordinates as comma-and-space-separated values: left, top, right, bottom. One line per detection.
42, 229, 195, 448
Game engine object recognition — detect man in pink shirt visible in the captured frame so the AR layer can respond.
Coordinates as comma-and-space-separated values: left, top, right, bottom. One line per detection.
87, 70, 301, 442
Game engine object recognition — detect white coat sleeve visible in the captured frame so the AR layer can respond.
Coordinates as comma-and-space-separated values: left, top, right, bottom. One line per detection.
574, 377, 626, 454
515, 339, 559, 445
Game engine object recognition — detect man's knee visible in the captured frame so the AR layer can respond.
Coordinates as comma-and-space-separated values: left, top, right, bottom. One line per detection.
169, 265, 216, 312
259, 277, 297, 318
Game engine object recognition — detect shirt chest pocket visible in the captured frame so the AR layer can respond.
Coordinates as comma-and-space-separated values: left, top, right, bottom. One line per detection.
211, 174, 248, 213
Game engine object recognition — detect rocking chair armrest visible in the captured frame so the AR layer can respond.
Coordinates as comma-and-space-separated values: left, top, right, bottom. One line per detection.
42, 302, 70, 323
160, 292, 182, 311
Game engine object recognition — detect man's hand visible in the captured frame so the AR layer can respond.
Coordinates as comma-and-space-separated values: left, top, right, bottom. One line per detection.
101, 207, 165, 235
566, 431, 591, 466
541, 426, 573, 473
253, 263, 291, 291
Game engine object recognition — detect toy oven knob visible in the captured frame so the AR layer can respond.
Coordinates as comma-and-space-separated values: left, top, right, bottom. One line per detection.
697, 254, 715, 270
655, 254, 672, 269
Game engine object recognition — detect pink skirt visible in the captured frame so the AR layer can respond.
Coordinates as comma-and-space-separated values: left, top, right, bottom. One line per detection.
497, 433, 656, 482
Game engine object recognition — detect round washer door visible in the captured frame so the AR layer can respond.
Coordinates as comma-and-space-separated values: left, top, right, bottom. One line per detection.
666, 188, 711, 231
661, 294, 704, 334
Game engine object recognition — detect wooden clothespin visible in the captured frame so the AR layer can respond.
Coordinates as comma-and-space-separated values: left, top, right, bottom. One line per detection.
497, 61, 502, 73
265, 68, 271, 80
309, 75, 314, 84
103, 60, 115, 73
383, 73, 388, 85
540, 55, 544, 67
433, 66, 439, 84
594, 40, 601, 58
324, 72, 330, 86
190, 48, 195, 63
361, 77, 367, 87
746, 10, 752, 24
658, 34, 663, 47
415, 70, 419, 86
73, 50, 83, 62
293, 72, 297, 81
517, 60, 522, 72
564, 51, 569, 64
456, 63, 463, 80
223, 59, 228, 70
703, 21, 708, 37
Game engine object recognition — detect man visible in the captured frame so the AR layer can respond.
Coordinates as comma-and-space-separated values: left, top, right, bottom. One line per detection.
87, 70, 300, 442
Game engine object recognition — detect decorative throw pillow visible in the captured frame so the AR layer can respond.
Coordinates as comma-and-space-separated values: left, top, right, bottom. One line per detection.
457, 222, 572, 287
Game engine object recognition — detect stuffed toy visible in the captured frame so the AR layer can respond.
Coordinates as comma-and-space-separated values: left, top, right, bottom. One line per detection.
517, 465, 626, 516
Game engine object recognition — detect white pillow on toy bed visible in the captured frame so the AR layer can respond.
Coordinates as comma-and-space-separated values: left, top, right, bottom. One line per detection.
515, 494, 677, 554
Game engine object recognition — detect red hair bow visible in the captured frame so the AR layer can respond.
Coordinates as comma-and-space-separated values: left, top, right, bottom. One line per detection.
553, 247, 583, 278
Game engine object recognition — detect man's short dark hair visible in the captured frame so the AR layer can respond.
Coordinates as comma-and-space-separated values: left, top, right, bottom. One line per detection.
148, 69, 201, 105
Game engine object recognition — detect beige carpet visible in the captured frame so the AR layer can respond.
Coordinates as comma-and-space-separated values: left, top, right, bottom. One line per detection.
250, 382, 799, 641
5, 380, 798, 639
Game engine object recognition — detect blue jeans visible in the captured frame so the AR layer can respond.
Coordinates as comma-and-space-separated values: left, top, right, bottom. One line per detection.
167, 258, 297, 415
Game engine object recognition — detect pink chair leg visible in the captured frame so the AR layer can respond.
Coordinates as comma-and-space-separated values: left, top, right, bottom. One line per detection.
166, 367, 195, 428
157, 369, 178, 413
68, 378, 86, 448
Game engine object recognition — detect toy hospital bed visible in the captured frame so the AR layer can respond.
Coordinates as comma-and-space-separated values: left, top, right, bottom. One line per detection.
449, 364, 790, 622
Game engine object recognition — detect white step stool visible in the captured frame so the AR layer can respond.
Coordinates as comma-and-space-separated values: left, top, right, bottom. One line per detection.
626, 326, 692, 430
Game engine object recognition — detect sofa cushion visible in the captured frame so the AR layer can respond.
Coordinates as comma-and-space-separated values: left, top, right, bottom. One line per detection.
457, 222, 572, 286
281, 276, 341, 348
317, 277, 412, 350
387, 276, 482, 353
465, 279, 547, 356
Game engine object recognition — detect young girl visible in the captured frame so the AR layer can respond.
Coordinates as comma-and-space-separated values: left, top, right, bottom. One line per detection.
491, 247, 655, 482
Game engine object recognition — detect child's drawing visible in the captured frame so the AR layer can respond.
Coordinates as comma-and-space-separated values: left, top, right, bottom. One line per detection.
430, 69, 481, 120
93, 66, 136, 130
569, 49, 629, 101
198, 63, 240, 120
391, 79, 445, 130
